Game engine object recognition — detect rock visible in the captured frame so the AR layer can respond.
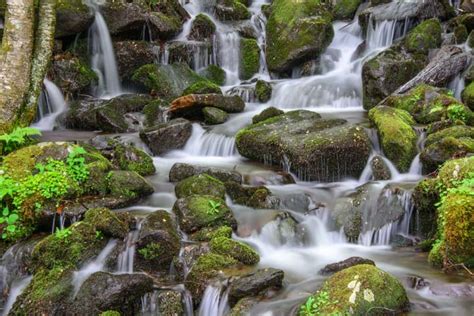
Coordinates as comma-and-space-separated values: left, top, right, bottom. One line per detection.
413, 178, 439, 239
369, 106, 417, 172
189, 13, 216, 41
225, 181, 279, 209
300, 265, 409, 315
107, 170, 154, 200
244, 170, 295, 186
240, 38, 260, 80
403, 18, 442, 55
228, 268, 284, 306
101, 1, 188, 40
209, 236, 260, 265
370, 155, 391, 180
173, 195, 236, 233
139, 118, 193, 155
237, 22, 258, 39
73, 272, 154, 315
143, 99, 168, 127
175, 174, 226, 199
113, 41, 156, 80
455, 24, 469, 44
84, 208, 129, 239
132, 63, 207, 101
320, 257, 376, 275
462, 81, 474, 110
166, 40, 213, 68
332, 0, 363, 20
203, 107, 229, 125
182, 81, 222, 95
55, 0, 93, 38
425, 125, 474, 147
236, 110, 371, 182
266, 0, 334, 74
229, 297, 258, 316
169, 163, 242, 183
64, 94, 152, 133
156, 291, 185, 315
49, 53, 97, 97
468, 30, 474, 48
252, 106, 283, 124
200, 65, 226, 86
169, 94, 245, 119
191, 225, 233, 242
135, 210, 181, 272
215, 0, 251, 21
255, 80, 272, 103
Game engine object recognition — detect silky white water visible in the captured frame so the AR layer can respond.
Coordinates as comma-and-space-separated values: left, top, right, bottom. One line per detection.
32, 79, 67, 131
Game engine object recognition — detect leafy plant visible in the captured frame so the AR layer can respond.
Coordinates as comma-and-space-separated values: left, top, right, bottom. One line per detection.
299, 291, 342, 316
66, 146, 89, 182
0, 207, 19, 239
447, 104, 468, 123
55, 227, 72, 240
0, 127, 41, 155
207, 200, 222, 215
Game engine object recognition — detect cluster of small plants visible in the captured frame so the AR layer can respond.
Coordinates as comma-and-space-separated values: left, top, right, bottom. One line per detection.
207, 199, 222, 215
299, 291, 343, 316
0, 127, 41, 155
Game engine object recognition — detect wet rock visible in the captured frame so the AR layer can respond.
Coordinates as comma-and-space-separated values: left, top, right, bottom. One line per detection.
228, 268, 284, 305
175, 174, 226, 199
203, 107, 229, 125
139, 118, 193, 156
173, 195, 237, 233
229, 297, 258, 316
191, 225, 233, 242
370, 155, 391, 180
215, 0, 251, 21
156, 290, 185, 315
84, 208, 129, 239
189, 13, 216, 41
225, 181, 279, 209
332, 0, 363, 20
169, 94, 245, 119
200, 64, 226, 86
244, 170, 295, 186
301, 265, 410, 315
55, 0, 93, 38
237, 22, 258, 39
413, 178, 439, 239
369, 106, 417, 172
182, 81, 222, 95
278, 193, 310, 213
252, 106, 283, 124
73, 272, 154, 315
143, 99, 168, 127
113, 41, 156, 80
209, 236, 260, 265
455, 24, 469, 44
255, 80, 273, 103
167, 41, 213, 69
319, 257, 376, 275
240, 38, 260, 80
169, 163, 242, 184
403, 18, 443, 55
266, 0, 334, 74
135, 210, 181, 272
462, 81, 474, 110
236, 110, 371, 182
107, 170, 155, 200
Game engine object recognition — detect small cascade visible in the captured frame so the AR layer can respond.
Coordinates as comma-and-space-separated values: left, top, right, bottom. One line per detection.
249, 0, 270, 77
1, 276, 32, 316
72, 239, 117, 295
117, 222, 142, 273
32, 79, 67, 131
218, 31, 241, 85
198, 284, 230, 316
182, 124, 238, 157
226, 85, 256, 103
409, 127, 427, 175
87, 1, 122, 98
140, 291, 159, 315
448, 73, 465, 100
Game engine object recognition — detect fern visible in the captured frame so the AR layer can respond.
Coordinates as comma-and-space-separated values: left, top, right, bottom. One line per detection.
0, 127, 41, 155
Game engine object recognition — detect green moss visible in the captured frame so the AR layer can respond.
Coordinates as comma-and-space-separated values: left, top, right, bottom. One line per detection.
300, 265, 409, 315
210, 236, 259, 265
200, 65, 226, 86
217, 0, 251, 21
255, 80, 272, 103
99, 312, 121, 316
425, 125, 474, 147
107, 170, 154, 199
175, 174, 226, 199
333, 0, 362, 20
454, 24, 469, 44
462, 81, 474, 111
84, 208, 128, 239
412, 178, 440, 240
109, 140, 156, 176
182, 81, 222, 95
143, 99, 167, 127
368, 106, 417, 172
404, 18, 442, 54
252, 107, 283, 124
240, 38, 260, 80
203, 107, 229, 125
192, 225, 233, 241
138, 242, 163, 260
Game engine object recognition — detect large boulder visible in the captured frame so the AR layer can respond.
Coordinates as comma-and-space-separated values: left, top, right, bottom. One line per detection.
369, 106, 417, 172
169, 94, 245, 119
139, 118, 193, 155
236, 110, 371, 182
215, 0, 251, 21
265, 0, 334, 74
189, 13, 216, 41
175, 174, 226, 199
332, 0, 363, 20
319, 257, 376, 275
209, 236, 260, 265
299, 265, 409, 315
240, 38, 260, 80
169, 163, 242, 183
107, 170, 155, 200
113, 41, 156, 80
55, 0, 93, 38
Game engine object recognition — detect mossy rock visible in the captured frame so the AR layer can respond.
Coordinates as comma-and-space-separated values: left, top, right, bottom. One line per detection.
461, 81, 474, 111
255, 80, 273, 103
252, 106, 283, 124
215, 0, 251, 21
403, 18, 442, 55
156, 291, 185, 315
175, 174, 226, 199
189, 13, 216, 41
200, 65, 226, 86
107, 170, 154, 200
299, 265, 409, 315
173, 195, 236, 233
425, 125, 474, 147
56, 0, 93, 38
368, 106, 417, 172
421, 136, 474, 174
225, 181, 277, 209
143, 99, 168, 127
332, 0, 363, 20
454, 24, 469, 44
412, 178, 439, 239
84, 208, 129, 239
210, 236, 260, 265
99, 311, 121, 316
203, 107, 229, 125
183, 81, 222, 95
240, 38, 260, 80
266, 0, 334, 74
191, 225, 233, 242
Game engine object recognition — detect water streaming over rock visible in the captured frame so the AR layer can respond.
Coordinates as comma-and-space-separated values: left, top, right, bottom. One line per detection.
32, 79, 67, 131
117, 221, 142, 273
198, 284, 230, 316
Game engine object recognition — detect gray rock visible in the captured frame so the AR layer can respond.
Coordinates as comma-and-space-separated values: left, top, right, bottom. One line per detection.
169, 163, 242, 183
139, 118, 193, 155
319, 257, 376, 275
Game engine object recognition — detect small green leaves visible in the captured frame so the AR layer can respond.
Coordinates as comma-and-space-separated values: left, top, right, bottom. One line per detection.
207, 200, 222, 215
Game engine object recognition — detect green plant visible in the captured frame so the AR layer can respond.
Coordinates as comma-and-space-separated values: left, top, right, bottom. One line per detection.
207, 200, 222, 215
0, 127, 41, 155
66, 146, 89, 182
95, 230, 103, 240
299, 291, 342, 316
447, 104, 468, 123
54, 227, 72, 240
0, 207, 19, 239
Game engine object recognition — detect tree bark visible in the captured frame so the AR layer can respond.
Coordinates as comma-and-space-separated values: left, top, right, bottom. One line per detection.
0, 0, 35, 134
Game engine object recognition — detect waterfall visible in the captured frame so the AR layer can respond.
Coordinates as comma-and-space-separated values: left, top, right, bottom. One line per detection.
218, 31, 241, 85
32, 79, 67, 131
117, 224, 141, 273
182, 124, 238, 157
87, 1, 122, 98
1, 276, 32, 316
198, 284, 230, 316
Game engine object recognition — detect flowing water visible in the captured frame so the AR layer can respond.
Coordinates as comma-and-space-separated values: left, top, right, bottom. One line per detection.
32, 79, 67, 131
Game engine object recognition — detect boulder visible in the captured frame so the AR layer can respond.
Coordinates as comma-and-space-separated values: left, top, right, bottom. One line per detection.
369, 106, 417, 172
169, 163, 242, 183
319, 257, 376, 275
139, 118, 193, 155
252, 107, 283, 124
462, 81, 474, 110
300, 265, 409, 315
203, 107, 229, 125
55, 0, 93, 38
332, 0, 363, 20
240, 38, 260, 80
173, 195, 237, 233
200, 65, 226, 86
169, 94, 245, 119
370, 155, 391, 180
113, 41, 156, 80
403, 18, 442, 55
236, 110, 371, 182
215, 0, 251, 21
182, 81, 222, 95
266, 0, 333, 74
175, 174, 226, 199
255, 80, 273, 103
225, 181, 279, 209
83, 208, 129, 239
107, 170, 154, 200
209, 236, 260, 265
189, 13, 216, 41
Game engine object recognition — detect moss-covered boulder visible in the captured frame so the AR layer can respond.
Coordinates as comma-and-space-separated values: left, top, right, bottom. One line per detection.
332, 0, 363, 20
299, 265, 409, 315
403, 18, 442, 55
55, 0, 93, 38
225, 181, 278, 209
175, 174, 226, 199
169, 94, 245, 120
255, 80, 273, 103
215, 0, 251, 21
135, 210, 181, 272
113, 41, 156, 80
173, 195, 236, 233
169, 163, 242, 183
266, 0, 334, 74
240, 38, 260, 80
455, 24, 469, 44
413, 178, 439, 240
154, 291, 185, 315
139, 118, 193, 155
210, 236, 259, 265
182, 81, 222, 95
189, 13, 216, 41
252, 107, 283, 124
200, 64, 226, 86
236, 110, 371, 181
462, 81, 474, 111
107, 170, 154, 200
84, 208, 129, 239
368, 106, 417, 172
203, 107, 229, 125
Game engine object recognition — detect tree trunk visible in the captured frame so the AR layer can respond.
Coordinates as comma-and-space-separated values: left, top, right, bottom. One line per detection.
20, 0, 57, 126
0, 0, 35, 134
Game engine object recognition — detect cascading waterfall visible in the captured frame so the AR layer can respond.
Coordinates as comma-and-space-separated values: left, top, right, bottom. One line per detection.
181, 124, 238, 157
1, 276, 32, 316
32, 79, 67, 131
198, 284, 230, 316
117, 222, 142, 273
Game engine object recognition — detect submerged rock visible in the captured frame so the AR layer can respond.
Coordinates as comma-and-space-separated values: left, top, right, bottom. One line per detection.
139, 118, 193, 156
169, 163, 242, 183
236, 110, 371, 182
319, 257, 376, 275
